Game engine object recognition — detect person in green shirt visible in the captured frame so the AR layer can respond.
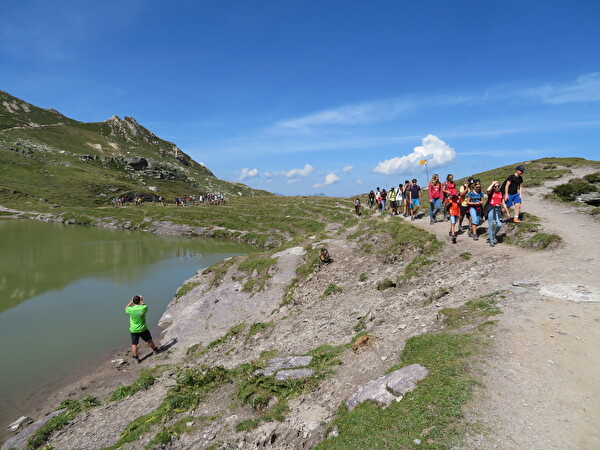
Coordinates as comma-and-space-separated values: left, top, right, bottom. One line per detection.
125, 295, 160, 363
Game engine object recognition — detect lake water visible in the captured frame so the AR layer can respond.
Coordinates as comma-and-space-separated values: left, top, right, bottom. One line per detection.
0, 219, 252, 438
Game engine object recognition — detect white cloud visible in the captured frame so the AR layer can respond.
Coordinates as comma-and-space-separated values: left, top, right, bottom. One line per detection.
342, 165, 353, 172
519, 73, 600, 104
273, 99, 415, 132
238, 167, 259, 180
285, 164, 315, 178
372, 135, 456, 175
356, 179, 365, 185
313, 173, 341, 188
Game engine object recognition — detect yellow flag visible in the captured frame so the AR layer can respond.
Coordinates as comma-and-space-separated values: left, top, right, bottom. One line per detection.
420, 160, 427, 165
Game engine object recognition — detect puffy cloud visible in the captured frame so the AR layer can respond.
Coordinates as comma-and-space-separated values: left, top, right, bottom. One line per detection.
285, 164, 315, 178
313, 173, 341, 188
238, 168, 259, 180
372, 135, 456, 175
342, 165, 353, 172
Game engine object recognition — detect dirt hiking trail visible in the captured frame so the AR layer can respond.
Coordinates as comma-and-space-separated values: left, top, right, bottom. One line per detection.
409, 167, 600, 449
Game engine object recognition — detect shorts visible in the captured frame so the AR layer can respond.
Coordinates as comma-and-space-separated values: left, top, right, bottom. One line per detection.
450, 215, 459, 224
131, 329, 152, 345
505, 193, 521, 207
460, 205, 469, 216
469, 207, 481, 225
390, 200, 397, 209
411, 199, 420, 208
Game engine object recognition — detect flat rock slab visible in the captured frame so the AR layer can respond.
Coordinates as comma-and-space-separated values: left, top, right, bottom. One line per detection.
2, 409, 66, 450
275, 368, 315, 380
346, 364, 429, 410
253, 355, 314, 378
540, 284, 600, 303
504, 286, 528, 295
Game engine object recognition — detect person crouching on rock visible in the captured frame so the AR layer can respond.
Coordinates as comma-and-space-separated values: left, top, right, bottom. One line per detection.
125, 295, 160, 363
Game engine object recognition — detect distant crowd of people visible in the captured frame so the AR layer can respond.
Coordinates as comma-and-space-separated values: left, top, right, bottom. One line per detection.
111, 192, 227, 208
358, 165, 525, 247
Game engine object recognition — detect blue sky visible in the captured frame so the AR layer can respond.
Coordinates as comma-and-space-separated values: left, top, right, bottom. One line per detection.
1, 0, 599, 196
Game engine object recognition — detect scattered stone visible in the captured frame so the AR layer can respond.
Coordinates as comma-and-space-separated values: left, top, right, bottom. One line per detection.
186, 421, 195, 427
399, 324, 407, 330
7, 416, 33, 432
275, 368, 315, 380
414, 439, 422, 445
381, 356, 388, 361
512, 279, 539, 287
327, 426, 339, 438
111, 358, 126, 367
346, 364, 429, 410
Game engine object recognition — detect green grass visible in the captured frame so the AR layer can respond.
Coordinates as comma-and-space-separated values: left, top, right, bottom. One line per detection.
109, 368, 160, 402
246, 322, 273, 341
423, 287, 452, 306
106, 366, 231, 449
322, 283, 342, 297
320, 293, 503, 449
175, 280, 200, 299
358, 272, 368, 282
459, 252, 471, 260
202, 257, 237, 287
238, 255, 277, 293
26, 396, 101, 449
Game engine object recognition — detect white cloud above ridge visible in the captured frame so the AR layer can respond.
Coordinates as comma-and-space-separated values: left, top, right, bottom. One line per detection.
285, 164, 315, 178
238, 167, 259, 180
372, 135, 456, 175
342, 165, 353, 172
313, 173, 341, 188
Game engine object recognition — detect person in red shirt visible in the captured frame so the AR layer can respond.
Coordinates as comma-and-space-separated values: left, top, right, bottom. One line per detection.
442, 174, 457, 221
486, 181, 506, 247
428, 174, 442, 224
445, 194, 461, 243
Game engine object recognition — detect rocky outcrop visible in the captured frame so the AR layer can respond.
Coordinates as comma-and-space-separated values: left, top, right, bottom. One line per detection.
345, 364, 429, 410
158, 246, 307, 353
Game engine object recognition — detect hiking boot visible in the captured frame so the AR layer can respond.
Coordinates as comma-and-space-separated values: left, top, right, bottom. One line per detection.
513, 218, 522, 223
489, 241, 496, 247
153, 347, 162, 354
411, 215, 415, 221
430, 219, 434, 225
473, 234, 479, 241
133, 356, 141, 364
452, 236, 457, 244
468, 230, 473, 238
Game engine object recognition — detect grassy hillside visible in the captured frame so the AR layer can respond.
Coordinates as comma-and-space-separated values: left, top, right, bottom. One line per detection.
0, 90, 270, 209
456, 157, 600, 188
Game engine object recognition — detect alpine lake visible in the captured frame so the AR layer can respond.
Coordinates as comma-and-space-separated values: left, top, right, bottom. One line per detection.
0, 218, 253, 439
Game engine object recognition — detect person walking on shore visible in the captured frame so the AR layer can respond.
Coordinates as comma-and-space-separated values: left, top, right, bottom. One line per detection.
125, 295, 160, 363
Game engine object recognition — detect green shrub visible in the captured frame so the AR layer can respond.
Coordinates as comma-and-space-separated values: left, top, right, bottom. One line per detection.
553, 182, 597, 201
584, 172, 600, 184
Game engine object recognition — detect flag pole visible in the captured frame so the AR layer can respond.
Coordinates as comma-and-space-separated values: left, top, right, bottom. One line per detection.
421, 160, 429, 183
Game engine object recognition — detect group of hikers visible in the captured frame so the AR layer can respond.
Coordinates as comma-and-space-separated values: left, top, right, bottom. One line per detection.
364, 178, 424, 221
112, 193, 227, 207
361, 165, 525, 247
173, 192, 226, 206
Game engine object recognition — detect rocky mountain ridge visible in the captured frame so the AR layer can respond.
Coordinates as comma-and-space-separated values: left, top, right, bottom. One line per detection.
0, 90, 268, 206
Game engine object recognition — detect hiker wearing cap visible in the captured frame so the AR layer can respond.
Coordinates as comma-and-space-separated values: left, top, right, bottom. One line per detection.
503, 165, 525, 223
125, 295, 160, 363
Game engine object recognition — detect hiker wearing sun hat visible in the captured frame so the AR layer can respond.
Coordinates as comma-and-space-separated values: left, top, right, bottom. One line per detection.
502, 165, 525, 223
